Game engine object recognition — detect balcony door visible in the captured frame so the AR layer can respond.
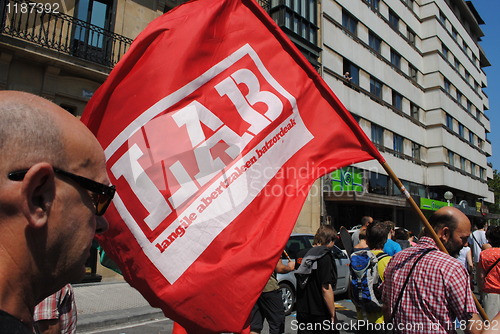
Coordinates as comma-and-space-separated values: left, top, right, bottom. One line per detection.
73, 0, 112, 65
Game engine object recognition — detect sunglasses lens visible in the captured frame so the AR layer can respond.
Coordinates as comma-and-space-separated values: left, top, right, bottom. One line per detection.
96, 195, 112, 216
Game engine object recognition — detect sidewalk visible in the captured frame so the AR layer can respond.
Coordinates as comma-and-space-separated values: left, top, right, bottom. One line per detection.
74, 281, 170, 333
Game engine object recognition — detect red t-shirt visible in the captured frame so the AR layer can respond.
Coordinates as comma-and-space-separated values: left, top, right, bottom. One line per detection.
479, 248, 500, 294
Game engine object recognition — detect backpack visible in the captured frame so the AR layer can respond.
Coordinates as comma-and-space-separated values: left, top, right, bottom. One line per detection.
349, 250, 388, 313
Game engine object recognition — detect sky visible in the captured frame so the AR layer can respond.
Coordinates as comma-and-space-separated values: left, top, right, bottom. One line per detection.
471, 0, 500, 172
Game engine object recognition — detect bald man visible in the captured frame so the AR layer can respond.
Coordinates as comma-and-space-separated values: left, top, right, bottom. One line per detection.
0, 91, 112, 333
382, 207, 483, 334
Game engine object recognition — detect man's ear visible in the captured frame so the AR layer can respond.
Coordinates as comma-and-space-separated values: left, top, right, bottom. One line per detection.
440, 226, 451, 243
20, 163, 56, 229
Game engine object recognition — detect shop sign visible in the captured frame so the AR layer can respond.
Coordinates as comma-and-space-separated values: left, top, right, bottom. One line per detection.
331, 167, 362, 192
420, 197, 451, 211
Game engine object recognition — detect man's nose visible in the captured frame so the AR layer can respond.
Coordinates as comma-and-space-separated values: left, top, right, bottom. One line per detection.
95, 216, 109, 234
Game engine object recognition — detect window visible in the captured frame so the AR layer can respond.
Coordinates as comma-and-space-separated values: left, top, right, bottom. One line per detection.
370, 77, 382, 99
469, 131, 474, 144
369, 173, 388, 195
439, 11, 446, 25
474, 81, 479, 93
412, 142, 421, 160
471, 162, 476, 176
365, 0, 379, 11
371, 124, 384, 146
409, 64, 417, 81
456, 90, 462, 104
369, 31, 381, 53
390, 49, 401, 69
472, 53, 477, 67
444, 78, 451, 93
407, 28, 416, 46
454, 58, 460, 70
392, 90, 403, 111
351, 113, 360, 123
460, 157, 466, 171
467, 100, 472, 113
411, 103, 419, 120
446, 114, 453, 130
458, 123, 464, 137
73, 0, 113, 62
478, 138, 483, 149
343, 59, 359, 85
270, 0, 318, 47
476, 109, 481, 119
402, 0, 414, 11
442, 44, 449, 59
452, 27, 458, 40
465, 71, 470, 83
480, 168, 485, 180
389, 10, 399, 31
463, 41, 468, 53
342, 10, 357, 35
448, 150, 454, 166
393, 134, 404, 158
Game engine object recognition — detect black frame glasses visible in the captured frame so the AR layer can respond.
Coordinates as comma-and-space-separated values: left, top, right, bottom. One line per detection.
8, 168, 116, 216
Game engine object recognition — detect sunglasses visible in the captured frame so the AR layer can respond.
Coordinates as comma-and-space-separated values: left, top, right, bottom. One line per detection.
8, 168, 116, 216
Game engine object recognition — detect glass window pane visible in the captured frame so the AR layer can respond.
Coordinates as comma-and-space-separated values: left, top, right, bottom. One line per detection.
309, 0, 315, 23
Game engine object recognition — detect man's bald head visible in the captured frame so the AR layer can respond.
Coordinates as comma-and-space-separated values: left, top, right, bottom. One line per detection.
426, 206, 471, 257
0, 92, 67, 171
427, 206, 467, 235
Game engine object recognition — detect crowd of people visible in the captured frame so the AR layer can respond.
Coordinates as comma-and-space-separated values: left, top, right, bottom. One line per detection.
252, 209, 500, 334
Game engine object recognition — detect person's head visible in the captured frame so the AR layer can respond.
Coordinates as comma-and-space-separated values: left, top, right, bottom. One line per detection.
313, 225, 337, 248
407, 230, 415, 241
384, 221, 395, 238
366, 220, 388, 250
425, 207, 471, 258
361, 216, 373, 230
486, 226, 500, 247
475, 219, 486, 230
0, 91, 111, 304
394, 228, 408, 241
359, 228, 367, 241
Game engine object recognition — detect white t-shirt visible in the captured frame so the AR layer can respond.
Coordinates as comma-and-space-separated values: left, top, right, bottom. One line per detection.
468, 230, 487, 263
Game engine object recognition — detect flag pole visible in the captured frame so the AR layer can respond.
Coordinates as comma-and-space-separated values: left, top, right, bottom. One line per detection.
380, 161, 489, 322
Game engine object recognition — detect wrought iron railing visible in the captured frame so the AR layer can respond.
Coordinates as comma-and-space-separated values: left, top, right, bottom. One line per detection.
0, 0, 133, 68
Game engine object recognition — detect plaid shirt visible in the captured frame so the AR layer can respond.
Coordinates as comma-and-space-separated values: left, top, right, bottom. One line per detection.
34, 284, 77, 334
382, 237, 477, 333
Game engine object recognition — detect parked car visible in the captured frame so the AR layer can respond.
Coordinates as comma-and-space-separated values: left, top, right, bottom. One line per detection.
277, 233, 350, 315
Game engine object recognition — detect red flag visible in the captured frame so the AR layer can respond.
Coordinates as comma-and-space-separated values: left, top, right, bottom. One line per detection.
81, 0, 384, 332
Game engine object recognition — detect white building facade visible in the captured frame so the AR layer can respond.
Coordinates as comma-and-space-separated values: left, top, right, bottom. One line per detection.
314, 0, 494, 232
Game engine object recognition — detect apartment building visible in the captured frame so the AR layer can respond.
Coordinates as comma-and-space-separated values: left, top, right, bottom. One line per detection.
310, 0, 495, 233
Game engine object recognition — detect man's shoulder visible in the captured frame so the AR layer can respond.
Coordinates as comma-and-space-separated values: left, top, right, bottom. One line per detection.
386, 239, 399, 247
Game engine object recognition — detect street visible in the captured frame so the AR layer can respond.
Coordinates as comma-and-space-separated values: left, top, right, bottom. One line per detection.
77, 294, 359, 334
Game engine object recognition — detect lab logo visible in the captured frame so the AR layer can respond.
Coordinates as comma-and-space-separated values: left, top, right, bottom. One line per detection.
104, 44, 312, 283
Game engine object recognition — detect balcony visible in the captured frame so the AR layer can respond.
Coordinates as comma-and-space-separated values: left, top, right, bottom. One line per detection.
0, 0, 132, 68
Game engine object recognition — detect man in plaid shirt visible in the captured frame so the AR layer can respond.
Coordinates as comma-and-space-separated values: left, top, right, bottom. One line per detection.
34, 284, 76, 334
382, 207, 483, 334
